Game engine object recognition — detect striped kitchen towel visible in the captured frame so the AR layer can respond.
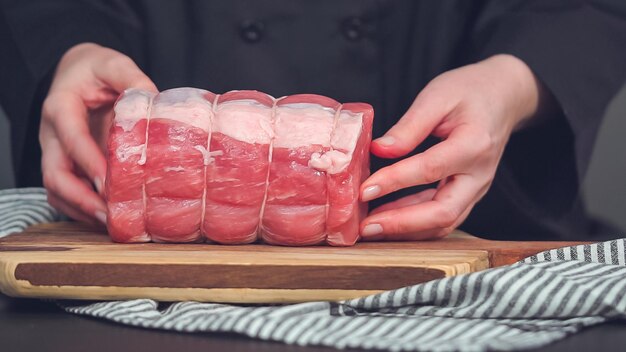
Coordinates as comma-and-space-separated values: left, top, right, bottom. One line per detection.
1, 187, 625, 351
0, 187, 59, 237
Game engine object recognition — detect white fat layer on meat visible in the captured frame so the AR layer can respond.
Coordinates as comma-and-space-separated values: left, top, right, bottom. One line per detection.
114, 89, 153, 132
308, 110, 363, 174
268, 190, 299, 201
164, 166, 185, 172
308, 150, 352, 174
219, 99, 268, 107
113, 90, 363, 174
273, 104, 335, 148
116, 144, 145, 163
282, 102, 336, 113
194, 145, 223, 166
138, 147, 147, 165
151, 88, 212, 131
332, 111, 363, 152
213, 102, 273, 144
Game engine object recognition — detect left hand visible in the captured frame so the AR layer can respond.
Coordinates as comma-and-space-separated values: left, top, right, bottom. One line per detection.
40, 43, 157, 225
359, 54, 547, 241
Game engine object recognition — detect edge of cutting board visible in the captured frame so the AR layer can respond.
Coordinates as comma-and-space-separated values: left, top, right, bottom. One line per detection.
0, 222, 585, 303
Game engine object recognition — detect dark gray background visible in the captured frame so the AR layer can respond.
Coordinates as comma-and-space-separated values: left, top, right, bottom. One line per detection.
1, 84, 625, 231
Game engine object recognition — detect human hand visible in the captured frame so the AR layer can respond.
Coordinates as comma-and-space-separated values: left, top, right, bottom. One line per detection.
360, 54, 547, 240
40, 43, 157, 224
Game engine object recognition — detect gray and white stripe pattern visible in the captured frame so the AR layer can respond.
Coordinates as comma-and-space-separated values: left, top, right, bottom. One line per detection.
1, 188, 625, 351
0, 187, 59, 238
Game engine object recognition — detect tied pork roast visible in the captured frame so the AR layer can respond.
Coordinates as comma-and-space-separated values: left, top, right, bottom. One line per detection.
105, 88, 373, 246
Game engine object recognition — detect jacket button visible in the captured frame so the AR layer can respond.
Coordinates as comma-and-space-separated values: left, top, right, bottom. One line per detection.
239, 20, 265, 43
342, 17, 364, 41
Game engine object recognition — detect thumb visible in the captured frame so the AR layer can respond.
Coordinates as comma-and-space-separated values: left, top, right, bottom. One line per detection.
372, 88, 454, 159
94, 53, 158, 94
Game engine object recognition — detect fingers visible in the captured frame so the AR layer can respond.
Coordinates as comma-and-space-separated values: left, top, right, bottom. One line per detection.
93, 52, 158, 93
47, 192, 100, 225
362, 189, 436, 241
37, 44, 154, 227
369, 189, 436, 216
40, 134, 107, 224
363, 203, 474, 242
362, 125, 481, 202
360, 175, 479, 240
42, 93, 107, 193
371, 84, 456, 159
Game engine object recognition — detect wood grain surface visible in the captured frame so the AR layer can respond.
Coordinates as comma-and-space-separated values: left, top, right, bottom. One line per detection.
0, 222, 585, 303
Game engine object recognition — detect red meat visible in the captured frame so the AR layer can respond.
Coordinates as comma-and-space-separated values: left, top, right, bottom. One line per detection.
105, 88, 373, 246
105, 89, 153, 242
145, 88, 212, 242
203, 91, 274, 244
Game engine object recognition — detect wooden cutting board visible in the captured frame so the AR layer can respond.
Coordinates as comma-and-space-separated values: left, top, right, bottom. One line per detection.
0, 222, 584, 303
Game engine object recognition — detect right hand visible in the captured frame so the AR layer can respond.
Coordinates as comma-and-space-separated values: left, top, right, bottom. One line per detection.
40, 43, 157, 224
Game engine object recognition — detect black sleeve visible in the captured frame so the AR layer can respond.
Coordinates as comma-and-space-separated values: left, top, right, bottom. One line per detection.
0, 0, 146, 186
470, 0, 626, 177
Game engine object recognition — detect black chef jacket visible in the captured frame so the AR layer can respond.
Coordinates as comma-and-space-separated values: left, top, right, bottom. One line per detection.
1, 0, 626, 241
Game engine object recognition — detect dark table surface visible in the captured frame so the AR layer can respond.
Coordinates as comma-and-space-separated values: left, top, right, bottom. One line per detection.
1, 293, 623, 352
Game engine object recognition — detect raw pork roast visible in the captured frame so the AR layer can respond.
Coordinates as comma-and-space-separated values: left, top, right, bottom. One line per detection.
105, 88, 373, 246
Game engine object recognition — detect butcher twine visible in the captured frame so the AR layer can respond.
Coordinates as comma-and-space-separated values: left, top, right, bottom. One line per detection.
2, 187, 626, 351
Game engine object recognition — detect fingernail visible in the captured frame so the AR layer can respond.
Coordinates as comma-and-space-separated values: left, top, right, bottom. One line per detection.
375, 136, 395, 146
362, 223, 383, 237
94, 177, 103, 194
362, 185, 381, 202
95, 210, 107, 225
